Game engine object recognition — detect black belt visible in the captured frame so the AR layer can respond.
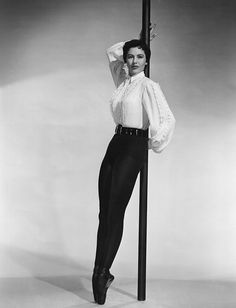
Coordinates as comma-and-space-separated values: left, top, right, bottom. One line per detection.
115, 124, 148, 138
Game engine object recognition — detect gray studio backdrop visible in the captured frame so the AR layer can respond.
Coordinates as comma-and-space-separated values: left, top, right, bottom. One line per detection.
0, 0, 236, 280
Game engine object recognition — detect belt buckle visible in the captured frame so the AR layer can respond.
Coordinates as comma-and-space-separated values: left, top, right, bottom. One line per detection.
116, 125, 121, 134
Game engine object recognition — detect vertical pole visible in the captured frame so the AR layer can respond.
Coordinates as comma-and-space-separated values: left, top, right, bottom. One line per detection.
138, 0, 150, 302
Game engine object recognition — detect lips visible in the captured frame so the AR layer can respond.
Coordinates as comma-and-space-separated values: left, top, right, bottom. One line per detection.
131, 66, 139, 69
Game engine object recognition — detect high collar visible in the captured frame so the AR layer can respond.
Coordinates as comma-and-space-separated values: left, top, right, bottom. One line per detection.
128, 71, 145, 83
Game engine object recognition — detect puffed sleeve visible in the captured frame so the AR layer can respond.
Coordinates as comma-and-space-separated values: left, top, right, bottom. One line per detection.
106, 42, 128, 88
142, 80, 176, 153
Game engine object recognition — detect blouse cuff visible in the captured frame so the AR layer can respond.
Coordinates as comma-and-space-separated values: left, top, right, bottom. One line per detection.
106, 42, 125, 63
148, 137, 166, 153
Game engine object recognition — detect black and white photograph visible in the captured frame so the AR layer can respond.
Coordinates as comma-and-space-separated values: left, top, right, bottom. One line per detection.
0, 0, 236, 307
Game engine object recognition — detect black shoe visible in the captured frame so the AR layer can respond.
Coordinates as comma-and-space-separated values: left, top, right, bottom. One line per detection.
96, 267, 114, 305
92, 266, 100, 303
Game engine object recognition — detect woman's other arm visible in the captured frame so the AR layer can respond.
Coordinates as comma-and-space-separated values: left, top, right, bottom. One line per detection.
142, 80, 176, 153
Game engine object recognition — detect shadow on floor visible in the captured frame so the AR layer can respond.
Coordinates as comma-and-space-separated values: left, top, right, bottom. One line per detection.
1, 244, 139, 304
1, 244, 94, 302
36, 275, 93, 303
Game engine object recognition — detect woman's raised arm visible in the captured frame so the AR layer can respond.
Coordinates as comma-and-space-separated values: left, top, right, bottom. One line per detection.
106, 42, 128, 88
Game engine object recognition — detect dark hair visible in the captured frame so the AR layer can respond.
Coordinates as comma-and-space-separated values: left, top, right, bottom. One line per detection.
123, 39, 151, 63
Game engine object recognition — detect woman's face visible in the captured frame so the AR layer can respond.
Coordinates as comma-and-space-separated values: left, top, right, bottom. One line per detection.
126, 47, 147, 77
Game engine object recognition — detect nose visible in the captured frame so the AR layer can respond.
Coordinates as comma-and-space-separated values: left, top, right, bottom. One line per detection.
132, 57, 137, 64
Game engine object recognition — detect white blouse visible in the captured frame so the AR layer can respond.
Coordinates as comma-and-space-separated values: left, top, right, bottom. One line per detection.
107, 41, 176, 153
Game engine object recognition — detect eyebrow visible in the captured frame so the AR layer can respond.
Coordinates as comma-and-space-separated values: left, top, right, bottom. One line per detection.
127, 53, 145, 56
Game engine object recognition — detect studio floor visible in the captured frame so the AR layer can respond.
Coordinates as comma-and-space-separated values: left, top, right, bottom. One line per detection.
1, 275, 236, 308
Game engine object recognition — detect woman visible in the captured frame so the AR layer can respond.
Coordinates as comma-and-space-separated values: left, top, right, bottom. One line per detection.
92, 37, 175, 305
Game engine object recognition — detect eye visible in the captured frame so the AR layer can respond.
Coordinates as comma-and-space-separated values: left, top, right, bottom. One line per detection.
138, 54, 145, 59
127, 54, 133, 59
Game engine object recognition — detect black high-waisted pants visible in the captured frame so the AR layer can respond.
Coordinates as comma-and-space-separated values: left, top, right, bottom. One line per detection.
94, 132, 148, 270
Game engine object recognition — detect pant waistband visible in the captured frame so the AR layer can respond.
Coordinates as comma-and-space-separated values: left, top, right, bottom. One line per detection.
115, 124, 148, 138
